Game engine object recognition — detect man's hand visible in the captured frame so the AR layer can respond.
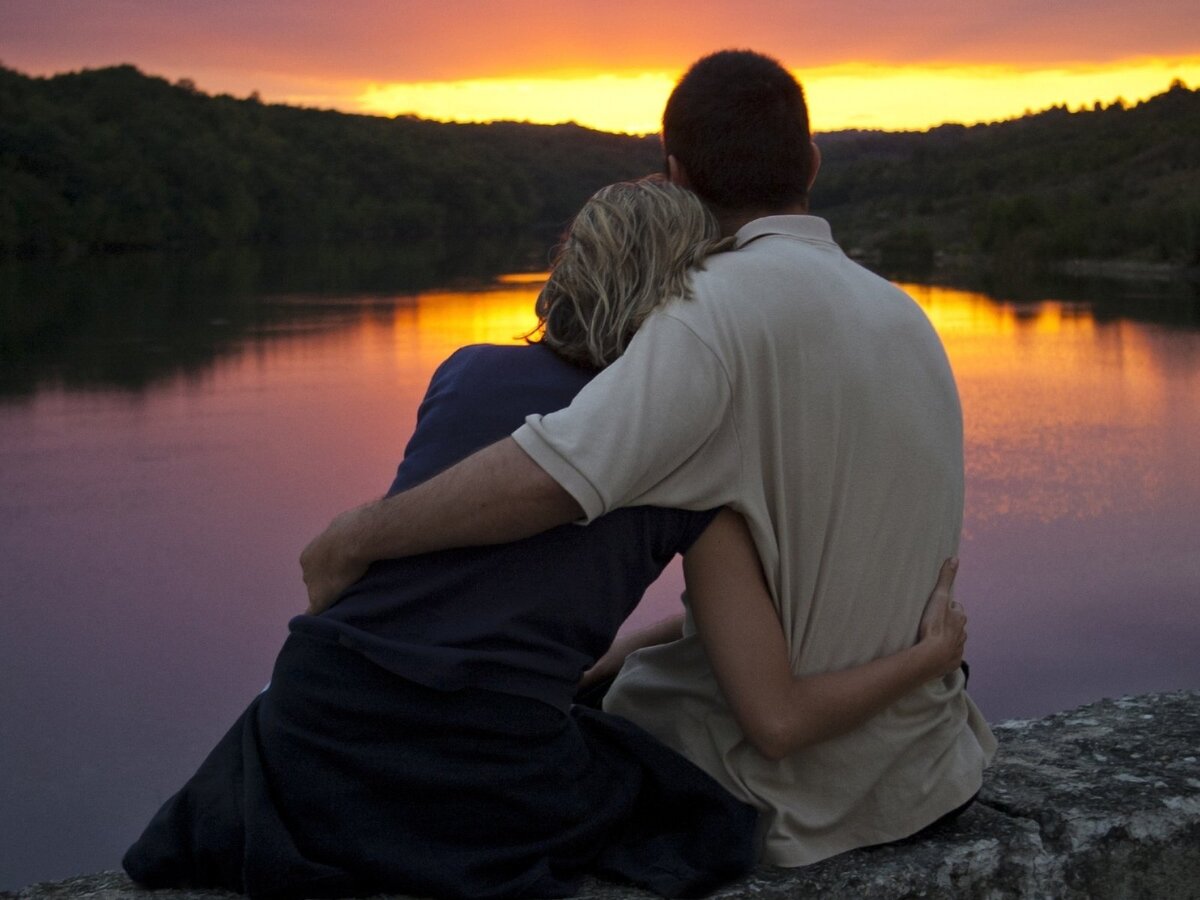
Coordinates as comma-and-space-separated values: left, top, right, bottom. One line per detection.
299, 438, 582, 615
300, 500, 377, 615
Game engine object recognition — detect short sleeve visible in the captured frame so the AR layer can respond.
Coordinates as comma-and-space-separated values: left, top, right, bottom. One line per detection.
512, 311, 739, 521
391, 344, 594, 497
675, 507, 721, 555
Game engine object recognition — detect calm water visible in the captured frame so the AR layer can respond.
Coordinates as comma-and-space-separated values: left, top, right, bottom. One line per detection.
1, 252, 1198, 889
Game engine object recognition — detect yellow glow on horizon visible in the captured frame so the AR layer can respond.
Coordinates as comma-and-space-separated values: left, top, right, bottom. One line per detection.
808, 57, 1200, 131
351, 56, 1200, 133
358, 72, 675, 134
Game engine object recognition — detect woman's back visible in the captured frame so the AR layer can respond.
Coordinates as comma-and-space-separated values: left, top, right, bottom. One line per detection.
298, 343, 715, 711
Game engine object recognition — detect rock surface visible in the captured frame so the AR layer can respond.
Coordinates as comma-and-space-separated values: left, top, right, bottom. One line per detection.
6, 691, 1199, 900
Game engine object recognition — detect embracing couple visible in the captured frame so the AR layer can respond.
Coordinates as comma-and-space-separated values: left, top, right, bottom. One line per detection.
124, 50, 995, 899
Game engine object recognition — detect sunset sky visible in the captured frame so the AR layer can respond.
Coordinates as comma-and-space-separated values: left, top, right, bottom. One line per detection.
3, 0, 1199, 133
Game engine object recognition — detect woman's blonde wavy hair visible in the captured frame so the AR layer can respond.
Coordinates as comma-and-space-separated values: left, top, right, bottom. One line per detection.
532, 177, 732, 369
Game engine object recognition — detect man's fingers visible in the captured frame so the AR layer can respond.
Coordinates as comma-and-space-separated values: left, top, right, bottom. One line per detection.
304, 578, 326, 615
305, 592, 331, 617
304, 575, 341, 616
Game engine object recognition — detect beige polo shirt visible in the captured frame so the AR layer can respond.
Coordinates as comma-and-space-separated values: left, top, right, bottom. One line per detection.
512, 215, 996, 866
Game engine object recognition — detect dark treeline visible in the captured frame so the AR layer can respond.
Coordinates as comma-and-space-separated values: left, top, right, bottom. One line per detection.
0, 64, 662, 256
2, 64, 1199, 271
815, 81, 1200, 271
0, 236, 546, 396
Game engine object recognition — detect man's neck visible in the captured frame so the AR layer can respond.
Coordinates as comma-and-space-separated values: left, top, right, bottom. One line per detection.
717, 202, 810, 237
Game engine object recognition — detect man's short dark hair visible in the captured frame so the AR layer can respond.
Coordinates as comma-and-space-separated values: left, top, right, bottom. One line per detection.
662, 50, 812, 212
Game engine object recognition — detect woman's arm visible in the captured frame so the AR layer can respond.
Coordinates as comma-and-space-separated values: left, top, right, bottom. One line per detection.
684, 509, 965, 762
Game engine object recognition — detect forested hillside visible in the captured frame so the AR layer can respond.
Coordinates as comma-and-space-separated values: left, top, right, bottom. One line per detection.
814, 81, 1200, 269
2, 64, 1198, 270
0, 65, 661, 255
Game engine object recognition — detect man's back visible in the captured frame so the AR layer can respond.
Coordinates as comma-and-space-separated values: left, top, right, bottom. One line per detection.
515, 215, 995, 864
675, 216, 967, 671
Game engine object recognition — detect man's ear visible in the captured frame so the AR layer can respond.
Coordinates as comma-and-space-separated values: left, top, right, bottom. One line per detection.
807, 141, 821, 191
667, 154, 692, 188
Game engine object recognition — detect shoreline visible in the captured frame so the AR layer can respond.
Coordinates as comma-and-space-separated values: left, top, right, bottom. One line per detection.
7, 689, 1199, 899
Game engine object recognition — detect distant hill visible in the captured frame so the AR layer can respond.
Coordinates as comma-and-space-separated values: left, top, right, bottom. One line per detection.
0, 64, 661, 255
813, 82, 1200, 270
2, 65, 1198, 269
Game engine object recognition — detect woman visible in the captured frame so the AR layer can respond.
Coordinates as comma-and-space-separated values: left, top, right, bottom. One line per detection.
123, 179, 966, 900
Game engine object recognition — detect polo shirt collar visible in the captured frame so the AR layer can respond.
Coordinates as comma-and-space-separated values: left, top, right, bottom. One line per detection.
734, 215, 833, 249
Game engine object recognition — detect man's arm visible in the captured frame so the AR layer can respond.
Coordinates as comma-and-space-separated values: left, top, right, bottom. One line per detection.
301, 437, 582, 613
304, 309, 732, 612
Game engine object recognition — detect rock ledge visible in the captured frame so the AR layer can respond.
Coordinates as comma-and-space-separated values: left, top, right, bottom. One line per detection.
6, 691, 1199, 900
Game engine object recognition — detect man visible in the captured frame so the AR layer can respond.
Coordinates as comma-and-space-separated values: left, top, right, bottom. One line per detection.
302, 50, 995, 865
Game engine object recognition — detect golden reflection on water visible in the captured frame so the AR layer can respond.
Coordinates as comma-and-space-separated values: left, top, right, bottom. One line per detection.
495, 272, 554, 285
901, 283, 1198, 527
248, 276, 1197, 531
410, 284, 545, 349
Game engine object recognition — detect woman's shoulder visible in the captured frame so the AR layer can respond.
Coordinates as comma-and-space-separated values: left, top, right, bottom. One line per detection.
431, 343, 595, 399
393, 343, 597, 496
439, 342, 587, 377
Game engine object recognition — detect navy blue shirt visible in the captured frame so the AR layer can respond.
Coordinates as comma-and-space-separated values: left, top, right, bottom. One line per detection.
293, 344, 717, 710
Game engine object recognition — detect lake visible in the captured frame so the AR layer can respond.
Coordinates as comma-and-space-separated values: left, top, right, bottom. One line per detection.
1, 248, 1198, 890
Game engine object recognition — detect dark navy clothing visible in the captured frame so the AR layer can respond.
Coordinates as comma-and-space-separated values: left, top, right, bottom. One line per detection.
124, 343, 755, 900
125, 632, 758, 900
296, 344, 718, 710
